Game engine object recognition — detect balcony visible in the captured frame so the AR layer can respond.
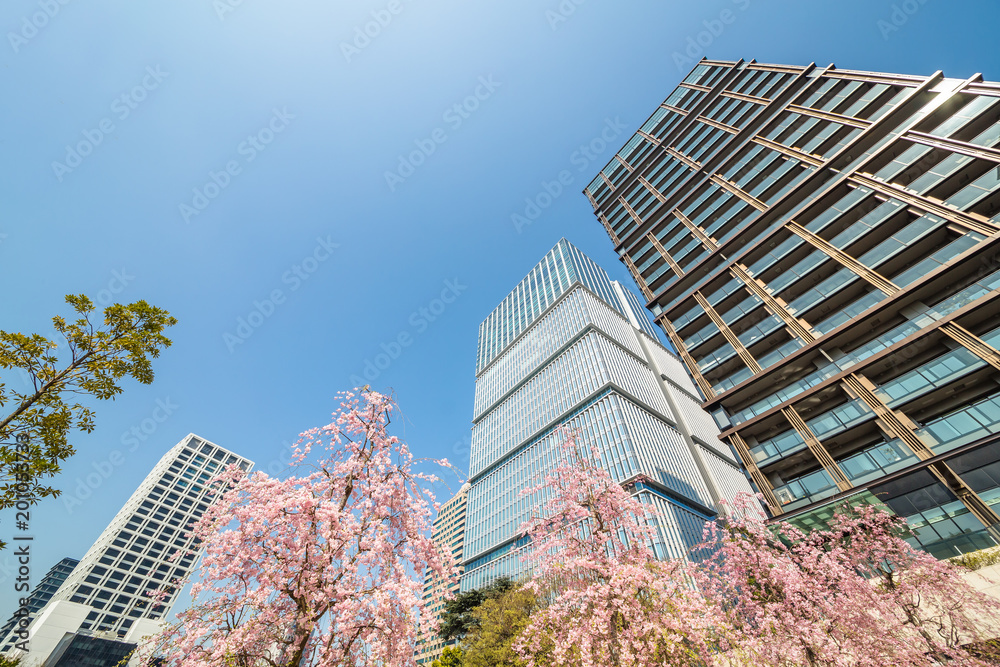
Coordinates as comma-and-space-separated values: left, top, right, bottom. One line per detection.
917, 393, 1000, 455
838, 439, 920, 486
773, 469, 839, 512
749, 429, 807, 467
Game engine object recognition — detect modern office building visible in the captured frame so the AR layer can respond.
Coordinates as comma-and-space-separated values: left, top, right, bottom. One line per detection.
461, 239, 752, 591
0, 557, 79, 654
416, 483, 469, 665
583, 58, 1000, 558
1, 434, 253, 665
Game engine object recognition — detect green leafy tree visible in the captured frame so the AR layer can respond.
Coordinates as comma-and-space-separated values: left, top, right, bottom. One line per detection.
462, 586, 540, 667
430, 646, 464, 667
0, 295, 176, 541
438, 576, 516, 642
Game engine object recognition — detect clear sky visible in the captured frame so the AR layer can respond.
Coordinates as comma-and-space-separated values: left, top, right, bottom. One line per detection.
2, 0, 999, 623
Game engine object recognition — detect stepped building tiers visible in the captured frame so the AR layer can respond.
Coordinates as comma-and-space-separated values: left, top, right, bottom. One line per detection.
584, 58, 1000, 558
1, 434, 253, 666
461, 239, 752, 591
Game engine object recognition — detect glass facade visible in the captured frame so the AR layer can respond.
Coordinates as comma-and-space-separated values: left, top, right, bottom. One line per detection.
868, 439, 1000, 558
0, 557, 79, 653
585, 58, 1000, 558
476, 239, 632, 374
462, 240, 752, 591
46, 633, 137, 667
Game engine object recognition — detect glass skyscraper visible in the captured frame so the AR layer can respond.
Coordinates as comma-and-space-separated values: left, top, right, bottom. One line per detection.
461, 239, 752, 591
2, 434, 253, 665
584, 58, 1000, 558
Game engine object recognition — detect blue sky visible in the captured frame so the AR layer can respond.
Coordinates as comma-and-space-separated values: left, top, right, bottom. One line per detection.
2, 0, 999, 622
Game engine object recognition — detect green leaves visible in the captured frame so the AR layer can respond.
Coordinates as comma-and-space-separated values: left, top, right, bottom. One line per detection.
462, 586, 537, 667
0, 294, 176, 546
438, 576, 516, 642
431, 647, 464, 667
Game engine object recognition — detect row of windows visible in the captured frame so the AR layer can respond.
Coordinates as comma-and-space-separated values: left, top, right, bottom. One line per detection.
477, 241, 623, 374
631, 152, 815, 298
742, 334, 1000, 510
466, 390, 712, 564
591, 73, 897, 252
775, 440, 1000, 561
732, 69, 793, 101
54, 438, 251, 638
473, 286, 642, 420
722, 265, 1000, 430
587, 70, 797, 240
471, 329, 672, 477
477, 246, 573, 372
593, 71, 913, 281
876, 325, 1000, 408
685, 195, 989, 394
794, 78, 910, 123
0, 560, 80, 649
642, 79, 927, 315
683, 63, 729, 89
588, 65, 793, 208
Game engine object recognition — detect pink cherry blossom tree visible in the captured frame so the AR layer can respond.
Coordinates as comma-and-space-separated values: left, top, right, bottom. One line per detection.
513, 429, 726, 667
133, 389, 457, 667
695, 494, 1000, 667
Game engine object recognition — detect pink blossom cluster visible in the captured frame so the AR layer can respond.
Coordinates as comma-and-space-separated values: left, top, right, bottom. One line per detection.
513, 430, 726, 666
134, 390, 457, 667
134, 407, 1000, 667
695, 495, 1000, 666
511, 429, 1000, 667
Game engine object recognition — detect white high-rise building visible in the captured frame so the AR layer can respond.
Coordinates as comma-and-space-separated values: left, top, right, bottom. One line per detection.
2, 434, 252, 666
461, 239, 753, 591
